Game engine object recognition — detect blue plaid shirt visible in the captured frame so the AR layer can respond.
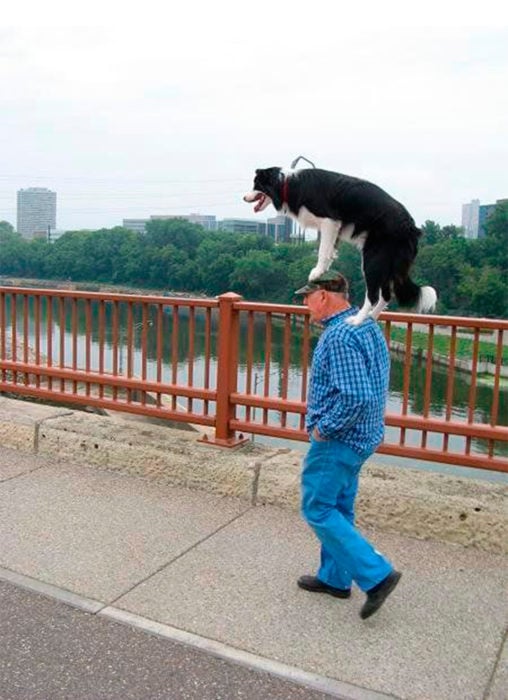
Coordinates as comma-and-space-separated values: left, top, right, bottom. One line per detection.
306, 306, 390, 455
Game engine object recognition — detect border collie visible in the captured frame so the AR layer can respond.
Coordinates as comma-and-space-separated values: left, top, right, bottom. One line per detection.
244, 167, 437, 325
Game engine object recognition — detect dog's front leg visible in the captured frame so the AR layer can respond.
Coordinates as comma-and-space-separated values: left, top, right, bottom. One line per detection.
308, 219, 340, 281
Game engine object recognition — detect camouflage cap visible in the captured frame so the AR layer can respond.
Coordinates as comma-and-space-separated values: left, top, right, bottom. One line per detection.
294, 270, 349, 296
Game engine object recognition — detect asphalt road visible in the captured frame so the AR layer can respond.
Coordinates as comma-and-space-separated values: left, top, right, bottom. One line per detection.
0, 580, 337, 700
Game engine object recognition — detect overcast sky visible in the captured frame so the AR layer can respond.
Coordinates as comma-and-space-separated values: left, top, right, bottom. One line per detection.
1, 1, 507, 232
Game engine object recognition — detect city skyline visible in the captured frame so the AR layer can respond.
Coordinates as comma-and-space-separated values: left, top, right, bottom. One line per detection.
4, 184, 504, 239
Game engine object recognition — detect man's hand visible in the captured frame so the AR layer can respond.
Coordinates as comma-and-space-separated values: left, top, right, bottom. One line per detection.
312, 427, 327, 442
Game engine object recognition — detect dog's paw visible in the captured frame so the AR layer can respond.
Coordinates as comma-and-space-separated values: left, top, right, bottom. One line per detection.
345, 314, 365, 326
308, 265, 326, 281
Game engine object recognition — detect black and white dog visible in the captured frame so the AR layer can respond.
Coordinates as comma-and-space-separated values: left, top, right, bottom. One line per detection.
244, 167, 437, 325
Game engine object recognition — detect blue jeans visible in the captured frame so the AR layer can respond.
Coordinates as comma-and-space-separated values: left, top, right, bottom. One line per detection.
301, 437, 393, 592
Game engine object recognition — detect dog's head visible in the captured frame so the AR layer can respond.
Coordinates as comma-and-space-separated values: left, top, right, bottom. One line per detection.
243, 167, 284, 213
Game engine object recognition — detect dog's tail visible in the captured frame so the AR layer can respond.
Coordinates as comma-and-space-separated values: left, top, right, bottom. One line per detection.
393, 276, 437, 314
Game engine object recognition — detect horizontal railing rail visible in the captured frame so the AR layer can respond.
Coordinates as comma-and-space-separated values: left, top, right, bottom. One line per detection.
1, 285, 507, 472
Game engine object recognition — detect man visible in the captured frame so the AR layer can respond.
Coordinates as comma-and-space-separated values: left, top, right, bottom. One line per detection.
294, 270, 401, 619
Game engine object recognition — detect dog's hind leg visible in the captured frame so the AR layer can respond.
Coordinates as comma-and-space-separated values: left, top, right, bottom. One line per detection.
369, 282, 391, 320
309, 219, 340, 281
346, 292, 373, 326
346, 250, 387, 326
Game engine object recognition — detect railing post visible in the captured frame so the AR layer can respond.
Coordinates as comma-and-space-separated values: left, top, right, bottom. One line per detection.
199, 292, 248, 448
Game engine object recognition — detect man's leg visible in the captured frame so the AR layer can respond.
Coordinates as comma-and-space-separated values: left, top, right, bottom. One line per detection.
317, 472, 358, 589
301, 439, 392, 592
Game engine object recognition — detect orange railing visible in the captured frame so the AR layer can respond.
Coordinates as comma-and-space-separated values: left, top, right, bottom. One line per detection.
1, 285, 507, 472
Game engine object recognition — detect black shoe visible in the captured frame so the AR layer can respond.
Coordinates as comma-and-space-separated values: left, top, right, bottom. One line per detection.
360, 570, 402, 619
297, 575, 351, 599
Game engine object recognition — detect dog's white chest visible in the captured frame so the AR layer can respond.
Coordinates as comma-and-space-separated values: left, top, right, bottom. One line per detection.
293, 206, 325, 230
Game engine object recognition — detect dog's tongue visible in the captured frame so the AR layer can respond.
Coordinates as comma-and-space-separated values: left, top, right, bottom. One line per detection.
254, 194, 265, 213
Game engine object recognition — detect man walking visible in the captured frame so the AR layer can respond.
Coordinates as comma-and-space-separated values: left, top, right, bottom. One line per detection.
294, 270, 401, 619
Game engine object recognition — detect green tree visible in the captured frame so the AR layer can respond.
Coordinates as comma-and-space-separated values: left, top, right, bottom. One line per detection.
457, 266, 508, 318
0, 220, 15, 235
0, 228, 29, 276
484, 200, 508, 243
420, 220, 442, 245
145, 219, 205, 257
229, 250, 286, 300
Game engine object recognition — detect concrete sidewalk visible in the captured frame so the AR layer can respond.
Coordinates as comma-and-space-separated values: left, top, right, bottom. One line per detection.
0, 443, 507, 700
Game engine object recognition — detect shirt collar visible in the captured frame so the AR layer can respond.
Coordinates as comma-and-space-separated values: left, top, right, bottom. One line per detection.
321, 306, 358, 326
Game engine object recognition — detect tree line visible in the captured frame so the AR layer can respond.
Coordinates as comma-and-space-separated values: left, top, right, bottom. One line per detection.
1, 201, 507, 318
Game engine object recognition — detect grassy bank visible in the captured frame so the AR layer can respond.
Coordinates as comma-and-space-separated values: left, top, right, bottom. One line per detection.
390, 327, 508, 364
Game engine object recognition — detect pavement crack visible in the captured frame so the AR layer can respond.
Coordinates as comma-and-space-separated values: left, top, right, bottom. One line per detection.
0, 464, 47, 485
482, 624, 508, 700
104, 506, 254, 608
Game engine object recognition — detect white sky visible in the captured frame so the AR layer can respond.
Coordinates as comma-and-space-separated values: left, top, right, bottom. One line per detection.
1, 1, 507, 231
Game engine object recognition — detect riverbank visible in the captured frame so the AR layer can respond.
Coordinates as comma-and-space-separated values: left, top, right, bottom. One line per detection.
0, 275, 210, 300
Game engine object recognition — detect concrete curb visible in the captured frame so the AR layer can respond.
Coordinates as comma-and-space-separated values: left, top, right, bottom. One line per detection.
1, 395, 507, 555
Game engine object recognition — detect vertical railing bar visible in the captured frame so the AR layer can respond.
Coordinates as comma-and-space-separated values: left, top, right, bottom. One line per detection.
421, 323, 435, 449
187, 305, 195, 414
72, 297, 78, 395
140, 303, 148, 406
245, 311, 255, 425
399, 322, 413, 446
47, 295, 53, 391
11, 293, 17, 386
126, 303, 134, 404
85, 299, 92, 398
203, 306, 211, 417
98, 299, 105, 399
280, 313, 291, 428
171, 306, 179, 412
488, 329, 504, 458
442, 326, 457, 453
34, 295, 41, 388
211, 293, 242, 444
23, 295, 29, 385
465, 327, 480, 455
156, 304, 163, 408
112, 301, 119, 401
59, 297, 65, 393
263, 312, 272, 425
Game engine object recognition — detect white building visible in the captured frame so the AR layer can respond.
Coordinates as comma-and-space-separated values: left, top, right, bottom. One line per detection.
122, 218, 149, 234
123, 214, 218, 234
17, 187, 57, 239
461, 199, 480, 239
461, 198, 506, 239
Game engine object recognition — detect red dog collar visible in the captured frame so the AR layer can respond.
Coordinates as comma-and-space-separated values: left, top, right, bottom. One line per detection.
281, 177, 289, 205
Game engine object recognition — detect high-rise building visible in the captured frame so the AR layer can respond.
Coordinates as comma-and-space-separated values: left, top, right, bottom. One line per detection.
267, 215, 293, 242
461, 199, 480, 239
218, 218, 267, 235
461, 198, 506, 239
17, 187, 57, 239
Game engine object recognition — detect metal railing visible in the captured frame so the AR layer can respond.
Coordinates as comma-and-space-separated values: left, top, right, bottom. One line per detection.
1, 285, 507, 472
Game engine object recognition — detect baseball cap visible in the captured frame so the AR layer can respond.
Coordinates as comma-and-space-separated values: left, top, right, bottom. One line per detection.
294, 270, 349, 296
